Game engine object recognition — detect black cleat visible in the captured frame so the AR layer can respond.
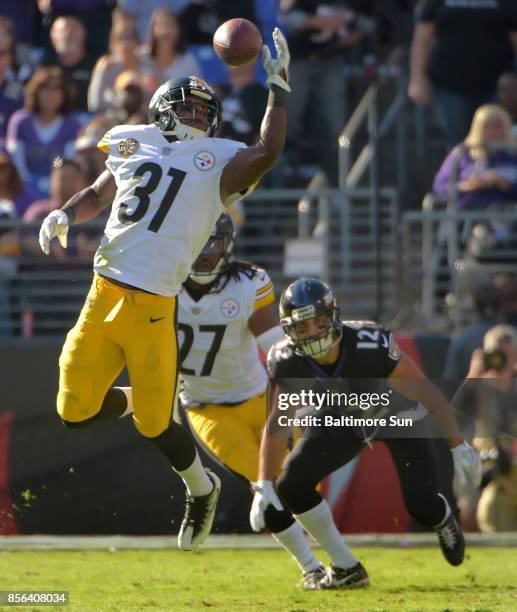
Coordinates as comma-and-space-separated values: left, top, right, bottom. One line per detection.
319, 562, 370, 589
435, 510, 465, 566
300, 565, 326, 590
178, 469, 221, 551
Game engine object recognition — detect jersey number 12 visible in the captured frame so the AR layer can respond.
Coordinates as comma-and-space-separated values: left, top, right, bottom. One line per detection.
119, 162, 187, 232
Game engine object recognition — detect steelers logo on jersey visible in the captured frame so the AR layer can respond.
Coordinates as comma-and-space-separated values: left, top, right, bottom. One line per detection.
194, 151, 215, 171
220, 298, 239, 318
118, 138, 139, 158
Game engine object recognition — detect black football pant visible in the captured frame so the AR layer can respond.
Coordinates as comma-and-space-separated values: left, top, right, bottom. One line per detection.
276, 417, 447, 528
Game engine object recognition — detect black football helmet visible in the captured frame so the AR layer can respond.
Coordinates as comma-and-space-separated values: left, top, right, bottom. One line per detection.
148, 76, 221, 140
279, 278, 342, 357
190, 213, 236, 284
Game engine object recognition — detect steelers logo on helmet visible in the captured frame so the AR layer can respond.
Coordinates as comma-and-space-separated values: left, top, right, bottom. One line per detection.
148, 76, 221, 141
189, 213, 236, 285
279, 278, 342, 358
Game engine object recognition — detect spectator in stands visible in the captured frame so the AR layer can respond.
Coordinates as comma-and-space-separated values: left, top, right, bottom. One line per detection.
497, 72, 517, 139
36, 0, 112, 59
0, 15, 44, 85
217, 61, 268, 146
433, 105, 517, 211
279, 0, 373, 185
458, 325, 517, 532
443, 279, 503, 380
0, 155, 21, 337
87, 22, 140, 114
6, 67, 81, 199
116, 0, 190, 43
179, 0, 257, 45
139, 8, 201, 95
408, 0, 517, 148
0, 152, 33, 219
0, 26, 24, 147
75, 116, 117, 184
104, 71, 147, 126
44, 16, 95, 113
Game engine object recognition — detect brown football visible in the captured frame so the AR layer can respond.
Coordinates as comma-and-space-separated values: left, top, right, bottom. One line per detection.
213, 18, 262, 67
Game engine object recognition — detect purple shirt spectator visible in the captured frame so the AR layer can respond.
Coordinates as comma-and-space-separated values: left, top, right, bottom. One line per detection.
433, 147, 517, 210
6, 109, 81, 198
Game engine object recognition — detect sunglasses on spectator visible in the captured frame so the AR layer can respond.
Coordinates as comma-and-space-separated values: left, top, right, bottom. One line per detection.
118, 35, 139, 42
0, 49, 11, 56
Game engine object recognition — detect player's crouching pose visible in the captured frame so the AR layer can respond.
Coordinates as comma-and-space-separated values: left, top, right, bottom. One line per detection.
251, 278, 482, 589
37, 29, 291, 551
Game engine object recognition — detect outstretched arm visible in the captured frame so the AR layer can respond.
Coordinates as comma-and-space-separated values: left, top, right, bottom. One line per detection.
39, 170, 116, 255
388, 351, 464, 446
388, 351, 481, 487
220, 28, 290, 202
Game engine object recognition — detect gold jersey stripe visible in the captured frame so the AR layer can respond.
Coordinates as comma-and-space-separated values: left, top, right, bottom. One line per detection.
253, 290, 275, 311
255, 281, 273, 297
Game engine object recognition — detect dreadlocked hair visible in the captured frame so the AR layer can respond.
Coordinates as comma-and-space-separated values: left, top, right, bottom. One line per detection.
216, 260, 259, 292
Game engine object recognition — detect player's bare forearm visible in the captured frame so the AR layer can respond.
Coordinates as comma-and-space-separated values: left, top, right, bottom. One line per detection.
388, 353, 463, 447
258, 430, 288, 481
258, 386, 292, 480
61, 170, 116, 225
220, 84, 287, 200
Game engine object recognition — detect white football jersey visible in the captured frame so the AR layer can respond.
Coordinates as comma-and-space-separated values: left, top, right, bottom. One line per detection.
94, 124, 248, 296
178, 266, 275, 404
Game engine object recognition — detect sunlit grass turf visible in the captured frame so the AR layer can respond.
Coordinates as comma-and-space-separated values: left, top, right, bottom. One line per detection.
0, 547, 516, 611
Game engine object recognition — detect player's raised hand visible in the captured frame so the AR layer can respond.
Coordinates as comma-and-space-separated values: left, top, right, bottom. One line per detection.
250, 480, 284, 532
262, 27, 291, 92
39, 209, 69, 255
451, 441, 482, 488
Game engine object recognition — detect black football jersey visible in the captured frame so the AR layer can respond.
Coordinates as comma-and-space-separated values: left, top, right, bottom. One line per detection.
267, 321, 401, 416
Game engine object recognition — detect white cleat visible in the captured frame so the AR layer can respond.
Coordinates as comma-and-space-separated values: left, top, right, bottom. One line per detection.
178, 469, 221, 551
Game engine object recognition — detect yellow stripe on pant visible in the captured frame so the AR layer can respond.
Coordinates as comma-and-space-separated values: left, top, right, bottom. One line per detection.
185, 393, 267, 483
58, 274, 178, 438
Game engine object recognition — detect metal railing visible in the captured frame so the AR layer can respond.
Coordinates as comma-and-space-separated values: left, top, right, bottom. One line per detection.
295, 48, 407, 321
402, 208, 517, 329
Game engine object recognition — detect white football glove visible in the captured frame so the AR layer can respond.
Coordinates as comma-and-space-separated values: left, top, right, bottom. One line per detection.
250, 480, 284, 532
262, 27, 291, 92
39, 209, 69, 255
451, 441, 482, 488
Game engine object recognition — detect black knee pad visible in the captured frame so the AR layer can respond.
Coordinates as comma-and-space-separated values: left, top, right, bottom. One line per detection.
276, 470, 321, 515
150, 421, 196, 471
264, 504, 295, 534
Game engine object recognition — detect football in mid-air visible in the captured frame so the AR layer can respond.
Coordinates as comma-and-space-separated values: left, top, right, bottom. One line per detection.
213, 18, 262, 67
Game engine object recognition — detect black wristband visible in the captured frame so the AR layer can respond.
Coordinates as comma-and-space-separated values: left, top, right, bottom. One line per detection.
268, 84, 289, 108
62, 206, 75, 225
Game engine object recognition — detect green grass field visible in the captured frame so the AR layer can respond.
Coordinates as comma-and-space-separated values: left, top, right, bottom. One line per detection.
0, 547, 516, 611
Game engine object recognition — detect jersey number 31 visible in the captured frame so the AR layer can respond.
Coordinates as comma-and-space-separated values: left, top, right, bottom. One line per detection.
119, 162, 187, 232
